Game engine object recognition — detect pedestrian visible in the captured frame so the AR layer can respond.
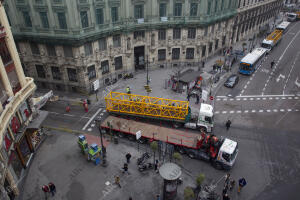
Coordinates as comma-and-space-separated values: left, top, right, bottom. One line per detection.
187, 94, 190, 101
223, 193, 230, 200
154, 160, 159, 173
122, 163, 129, 174
126, 153, 132, 163
202, 61, 205, 68
48, 182, 56, 196
42, 185, 50, 200
114, 175, 121, 188
126, 86, 131, 94
129, 197, 133, 200
66, 104, 70, 112
270, 60, 275, 69
226, 120, 231, 130
222, 185, 228, 196
229, 179, 235, 191
196, 95, 199, 104
238, 177, 247, 193
156, 194, 160, 200
225, 173, 230, 186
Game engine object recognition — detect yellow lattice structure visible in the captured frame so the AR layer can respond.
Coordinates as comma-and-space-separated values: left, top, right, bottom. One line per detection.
266, 30, 282, 42
105, 92, 189, 121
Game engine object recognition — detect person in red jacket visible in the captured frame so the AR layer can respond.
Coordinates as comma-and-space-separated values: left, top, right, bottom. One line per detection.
42, 185, 50, 199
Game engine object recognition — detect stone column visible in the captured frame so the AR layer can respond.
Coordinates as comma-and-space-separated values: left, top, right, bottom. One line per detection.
0, 3, 26, 88
0, 59, 13, 97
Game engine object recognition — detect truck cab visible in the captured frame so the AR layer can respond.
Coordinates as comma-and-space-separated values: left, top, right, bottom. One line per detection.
287, 13, 297, 22
261, 39, 273, 51
214, 138, 238, 170
184, 103, 213, 132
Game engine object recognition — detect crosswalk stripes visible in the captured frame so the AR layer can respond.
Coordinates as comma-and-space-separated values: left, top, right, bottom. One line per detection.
216, 96, 299, 101
214, 108, 300, 115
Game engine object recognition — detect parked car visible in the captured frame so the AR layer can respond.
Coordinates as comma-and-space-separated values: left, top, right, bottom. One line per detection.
224, 74, 239, 88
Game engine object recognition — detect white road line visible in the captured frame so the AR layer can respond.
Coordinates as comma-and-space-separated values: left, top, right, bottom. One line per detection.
244, 110, 249, 113
275, 97, 279, 100
250, 77, 253, 80
273, 109, 278, 112
283, 52, 300, 95
250, 98, 254, 100
280, 109, 285, 112
259, 110, 263, 112
244, 85, 247, 89
236, 94, 295, 98
223, 99, 228, 101
247, 81, 250, 85
82, 108, 103, 130
217, 98, 221, 101
229, 111, 235, 113
215, 111, 220, 114
222, 111, 227, 114
256, 98, 260, 100
262, 98, 266, 100
243, 98, 247, 100
295, 97, 299, 99
252, 110, 256, 113
288, 97, 292, 99
281, 97, 286, 100
63, 114, 74, 117
236, 98, 240, 101
267, 110, 271, 112
241, 90, 244, 94
269, 97, 273, 100
295, 109, 299, 112
230, 99, 234, 101
236, 110, 242, 113
287, 109, 292, 112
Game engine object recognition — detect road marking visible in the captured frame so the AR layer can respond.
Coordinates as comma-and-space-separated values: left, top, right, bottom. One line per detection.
287, 109, 292, 112
250, 98, 254, 100
252, 110, 256, 113
283, 52, 300, 94
236, 110, 242, 113
215, 111, 220, 114
223, 98, 228, 101
243, 98, 247, 100
288, 97, 292, 99
87, 128, 92, 132
269, 97, 273, 100
244, 110, 249, 113
229, 111, 235, 113
82, 108, 103, 130
217, 98, 221, 101
236, 98, 240, 101
256, 98, 260, 100
295, 97, 299, 99
230, 98, 234, 101
262, 98, 266, 100
259, 110, 263, 112
273, 109, 278, 112
222, 111, 227, 114
244, 85, 247, 89
280, 109, 285, 112
275, 97, 279, 100
267, 110, 271, 112
48, 111, 90, 119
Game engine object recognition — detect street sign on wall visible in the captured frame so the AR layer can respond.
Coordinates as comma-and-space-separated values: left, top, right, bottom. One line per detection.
202, 90, 208, 101
136, 130, 142, 140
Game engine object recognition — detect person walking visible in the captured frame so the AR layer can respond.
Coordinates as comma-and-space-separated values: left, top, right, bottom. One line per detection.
156, 194, 160, 200
226, 120, 231, 130
114, 175, 121, 188
222, 186, 228, 196
122, 163, 129, 174
154, 160, 159, 173
270, 60, 275, 69
126, 153, 132, 163
48, 182, 56, 197
238, 177, 247, 193
229, 179, 236, 191
225, 173, 231, 186
223, 193, 230, 200
126, 86, 131, 94
42, 185, 50, 200
187, 94, 190, 101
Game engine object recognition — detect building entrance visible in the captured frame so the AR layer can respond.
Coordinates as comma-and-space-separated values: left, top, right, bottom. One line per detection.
134, 46, 145, 70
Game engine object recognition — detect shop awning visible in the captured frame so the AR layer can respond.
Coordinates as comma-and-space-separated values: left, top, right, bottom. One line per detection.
27, 110, 49, 129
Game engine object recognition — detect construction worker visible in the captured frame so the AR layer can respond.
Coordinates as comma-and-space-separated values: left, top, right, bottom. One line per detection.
126, 86, 131, 94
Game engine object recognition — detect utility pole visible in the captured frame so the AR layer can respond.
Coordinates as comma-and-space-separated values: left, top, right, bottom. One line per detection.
146, 54, 149, 85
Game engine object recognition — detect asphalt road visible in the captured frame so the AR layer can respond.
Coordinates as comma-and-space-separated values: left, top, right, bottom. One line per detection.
39, 21, 300, 200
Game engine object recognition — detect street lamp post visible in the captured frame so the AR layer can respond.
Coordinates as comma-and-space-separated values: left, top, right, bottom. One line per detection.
146, 54, 149, 85
95, 119, 107, 167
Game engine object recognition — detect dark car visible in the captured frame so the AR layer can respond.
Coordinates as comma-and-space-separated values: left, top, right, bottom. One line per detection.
224, 74, 239, 88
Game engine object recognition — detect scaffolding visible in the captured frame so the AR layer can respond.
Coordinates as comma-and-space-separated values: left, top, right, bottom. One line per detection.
105, 92, 189, 121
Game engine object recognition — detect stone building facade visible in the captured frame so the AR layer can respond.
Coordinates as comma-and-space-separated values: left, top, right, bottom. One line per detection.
0, 1, 37, 199
4, 0, 281, 94
231, 0, 283, 45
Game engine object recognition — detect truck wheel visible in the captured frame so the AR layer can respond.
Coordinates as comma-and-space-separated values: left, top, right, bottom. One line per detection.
117, 132, 125, 138
199, 127, 207, 133
173, 122, 182, 129
188, 152, 195, 159
177, 147, 185, 154
212, 161, 223, 170
128, 135, 136, 141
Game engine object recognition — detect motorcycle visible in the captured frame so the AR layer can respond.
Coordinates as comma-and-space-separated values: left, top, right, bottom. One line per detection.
138, 163, 153, 172
123, 73, 134, 80
137, 152, 150, 165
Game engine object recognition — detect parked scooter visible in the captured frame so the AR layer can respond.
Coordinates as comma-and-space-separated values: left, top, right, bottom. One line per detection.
138, 163, 153, 172
123, 73, 134, 79
137, 152, 150, 165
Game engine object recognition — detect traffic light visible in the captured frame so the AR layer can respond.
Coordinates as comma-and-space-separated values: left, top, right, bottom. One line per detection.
144, 85, 152, 93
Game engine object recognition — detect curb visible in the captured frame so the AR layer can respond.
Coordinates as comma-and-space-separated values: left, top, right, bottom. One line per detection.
43, 125, 87, 135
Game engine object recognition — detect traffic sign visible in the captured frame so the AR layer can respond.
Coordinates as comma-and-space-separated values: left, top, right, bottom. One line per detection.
210, 96, 214, 101
136, 130, 142, 140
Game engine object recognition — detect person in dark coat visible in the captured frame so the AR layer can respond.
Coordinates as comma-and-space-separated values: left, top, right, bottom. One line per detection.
48, 182, 56, 196
154, 160, 159, 173
42, 185, 50, 199
226, 120, 231, 130
223, 193, 230, 200
123, 163, 129, 174
238, 177, 247, 193
270, 60, 275, 69
126, 153, 132, 163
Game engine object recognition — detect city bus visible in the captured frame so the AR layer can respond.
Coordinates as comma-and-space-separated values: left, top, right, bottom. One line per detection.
275, 21, 291, 32
239, 48, 267, 75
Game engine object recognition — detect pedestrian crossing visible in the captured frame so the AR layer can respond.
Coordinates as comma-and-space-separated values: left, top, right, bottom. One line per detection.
216, 95, 299, 102
215, 108, 299, 115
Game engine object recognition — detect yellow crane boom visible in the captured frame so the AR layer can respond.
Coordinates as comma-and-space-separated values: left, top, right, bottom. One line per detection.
105, 91, 189, 121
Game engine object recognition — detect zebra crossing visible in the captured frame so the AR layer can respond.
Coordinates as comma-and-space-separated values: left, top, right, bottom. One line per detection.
216, 95, 299, 102
215, 108, 299, 115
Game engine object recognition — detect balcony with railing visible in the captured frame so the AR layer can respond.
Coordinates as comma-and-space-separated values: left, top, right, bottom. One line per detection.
0, 77, 36, 145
